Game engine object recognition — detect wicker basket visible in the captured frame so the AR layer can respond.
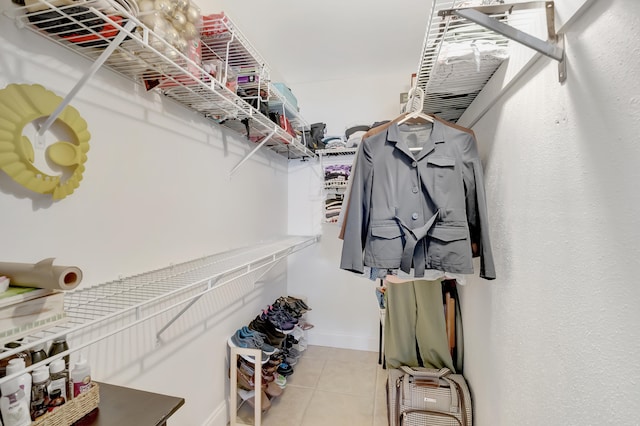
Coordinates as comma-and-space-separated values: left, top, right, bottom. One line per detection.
32, 382, 100, 426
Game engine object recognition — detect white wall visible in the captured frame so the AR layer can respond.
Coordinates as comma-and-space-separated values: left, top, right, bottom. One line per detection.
458, 0, 640, 424
292, 71, 412, 136
0, 13, 291, 426
286, 71, 414, 352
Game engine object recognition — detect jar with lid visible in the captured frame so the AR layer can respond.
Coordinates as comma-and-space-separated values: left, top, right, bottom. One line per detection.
28, 343, 48, 365
47, 336, 69, 370
0, 342, 31, 378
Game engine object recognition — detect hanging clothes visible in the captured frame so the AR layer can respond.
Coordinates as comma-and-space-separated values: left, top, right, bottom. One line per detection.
384, 279, 463, 372
339, 120, 496, 280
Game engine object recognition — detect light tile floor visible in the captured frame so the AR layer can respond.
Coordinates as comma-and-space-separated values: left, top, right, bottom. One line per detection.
236, 345, 388, 426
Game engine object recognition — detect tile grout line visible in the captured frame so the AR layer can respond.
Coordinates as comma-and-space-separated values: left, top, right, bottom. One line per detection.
298, 354, 326, 426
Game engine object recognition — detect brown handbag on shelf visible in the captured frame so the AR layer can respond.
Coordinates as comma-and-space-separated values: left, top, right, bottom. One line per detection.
387, 366, 472, 426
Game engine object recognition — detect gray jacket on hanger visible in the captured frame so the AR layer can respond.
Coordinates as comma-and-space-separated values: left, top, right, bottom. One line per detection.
339, 120, 496, 280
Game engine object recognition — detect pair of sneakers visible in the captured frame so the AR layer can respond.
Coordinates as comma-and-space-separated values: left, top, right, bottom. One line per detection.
228, 327, 278, 364
249, 315, 286, 346
274, 296, 311, 319
263, 306, 298, 333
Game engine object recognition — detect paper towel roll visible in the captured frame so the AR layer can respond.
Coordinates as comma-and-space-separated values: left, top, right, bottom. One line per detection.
0, 258, 83, 291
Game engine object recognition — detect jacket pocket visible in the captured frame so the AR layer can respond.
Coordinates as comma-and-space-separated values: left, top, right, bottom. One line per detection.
426, 156, 456, 168
427, 225, 472, 270
366, 221, 404, 267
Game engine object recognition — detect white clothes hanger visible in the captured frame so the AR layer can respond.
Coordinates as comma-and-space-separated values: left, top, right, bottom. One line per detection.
397, 86, 434, 152
397, 86, 434, 127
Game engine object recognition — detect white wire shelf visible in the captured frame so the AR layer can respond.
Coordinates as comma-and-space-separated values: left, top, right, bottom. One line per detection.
416, 1, 562, 123
3, 0, 315, 160
416, 0, 513, 123
0, 235, 318, 385
324, 180, 348, 189
316, 148, 358, 157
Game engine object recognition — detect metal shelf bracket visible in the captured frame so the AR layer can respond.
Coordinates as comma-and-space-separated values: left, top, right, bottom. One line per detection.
230, 125, 278, 176
38, 18, 137, 136
440, 1, 566, 83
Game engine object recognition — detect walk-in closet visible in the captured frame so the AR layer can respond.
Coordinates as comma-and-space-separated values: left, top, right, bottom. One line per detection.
0, 0, 638, 425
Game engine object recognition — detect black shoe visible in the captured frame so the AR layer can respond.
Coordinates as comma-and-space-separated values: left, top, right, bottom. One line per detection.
277, 362, 294, 377
249, 315, 286, 346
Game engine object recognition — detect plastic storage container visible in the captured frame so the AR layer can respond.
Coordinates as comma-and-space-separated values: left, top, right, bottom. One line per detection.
0, 376, 31, 426
70, 358, 91, 398
5, 358, 31, 404
0, 358, 31, 426
48, 359, 69, 403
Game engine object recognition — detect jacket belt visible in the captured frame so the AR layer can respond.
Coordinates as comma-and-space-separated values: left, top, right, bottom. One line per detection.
394, 210, 440, 277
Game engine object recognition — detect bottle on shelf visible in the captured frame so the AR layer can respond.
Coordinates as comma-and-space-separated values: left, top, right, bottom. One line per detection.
0, 367, 31, 426
70, 357, 91, 398
47, 336, 70, 370
47, 389, 65, 412
30, 366, 50, 421
47, 359, 68, 404
28, 343, 48, 366
0, 342, 31, 378
4, 359, 31, 406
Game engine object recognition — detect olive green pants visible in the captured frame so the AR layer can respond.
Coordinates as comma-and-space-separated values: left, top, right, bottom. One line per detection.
384, 279, 463, 372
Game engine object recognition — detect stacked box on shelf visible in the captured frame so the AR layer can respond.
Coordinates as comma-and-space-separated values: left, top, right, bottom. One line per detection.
268, 83, 299, 119
0, 287, 66, 345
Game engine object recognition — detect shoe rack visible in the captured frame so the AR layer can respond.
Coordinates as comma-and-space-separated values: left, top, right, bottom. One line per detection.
229, 346, 264, 426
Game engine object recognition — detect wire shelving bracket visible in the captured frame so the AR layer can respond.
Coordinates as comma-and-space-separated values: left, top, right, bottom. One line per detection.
439, 1, 566, 82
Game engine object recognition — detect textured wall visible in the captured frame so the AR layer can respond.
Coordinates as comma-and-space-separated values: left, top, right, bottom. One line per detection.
460, 1, 640, 424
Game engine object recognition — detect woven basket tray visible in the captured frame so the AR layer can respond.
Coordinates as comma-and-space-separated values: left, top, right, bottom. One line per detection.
32, 382, 100, 426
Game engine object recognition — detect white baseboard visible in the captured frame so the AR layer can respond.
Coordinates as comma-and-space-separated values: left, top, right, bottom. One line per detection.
306, 331, 379, 352
202, 400, 227, 426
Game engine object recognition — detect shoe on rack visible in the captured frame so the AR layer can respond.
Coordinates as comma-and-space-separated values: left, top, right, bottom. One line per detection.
238, 357, 256, 376
263, 311, 296, 334
284, 354, 298, 366
239, 326, 277, 355
277, 362, 294, 377
236, 366, 255, 391
284, 334, 299, 346
240, 389, 272, 413
273, 373, 287, 389
228, 330, 269, 364
293, 338, 308, 352
264, 381, 283, 398
249, 315, 286, 346
299, 321, 314, 331
274, 297, 305, 319
268, 305, 299, 325
286, 296, 311, 311
285, 347, 301, 359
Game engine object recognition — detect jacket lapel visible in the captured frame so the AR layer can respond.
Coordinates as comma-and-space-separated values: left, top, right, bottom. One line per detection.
387, 122, 442, 160
414, 121, 444, 161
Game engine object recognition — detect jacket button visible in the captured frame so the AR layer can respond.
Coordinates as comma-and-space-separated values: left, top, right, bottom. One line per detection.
411, 161, 418, 167
411, 213, 419, 220
412, 187, 419, 193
